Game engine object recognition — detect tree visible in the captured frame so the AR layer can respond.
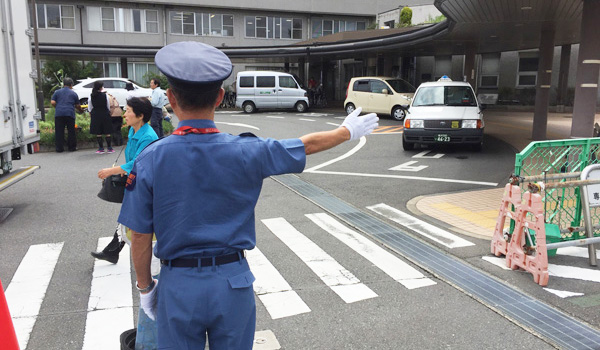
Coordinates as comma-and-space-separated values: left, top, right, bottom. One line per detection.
41, 59, 101, 97
399, 7, 412, 27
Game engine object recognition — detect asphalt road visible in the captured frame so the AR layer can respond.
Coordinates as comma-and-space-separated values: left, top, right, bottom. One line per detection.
0, 109, 592, 349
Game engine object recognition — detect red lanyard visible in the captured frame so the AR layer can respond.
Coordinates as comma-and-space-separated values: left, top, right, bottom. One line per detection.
172, 126, 220, 136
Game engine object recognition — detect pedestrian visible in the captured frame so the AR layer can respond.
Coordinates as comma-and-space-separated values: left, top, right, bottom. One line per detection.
118, 41, 378, 350
94, 96, 159, 349
149, 78, 167, 138
92, 96, 158, 263
88, 81, 114, 154
50, 77, 82, 152
108, 93, 124, 146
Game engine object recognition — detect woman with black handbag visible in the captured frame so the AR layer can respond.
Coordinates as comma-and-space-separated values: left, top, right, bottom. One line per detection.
93, 97, 158, 263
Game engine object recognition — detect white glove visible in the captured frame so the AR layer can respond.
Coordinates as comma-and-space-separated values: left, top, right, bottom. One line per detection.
139, 279, 158, 321
341, 107, 379, 140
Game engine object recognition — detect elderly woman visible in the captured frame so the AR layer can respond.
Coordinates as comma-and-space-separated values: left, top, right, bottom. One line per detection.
92, 97, 158, 263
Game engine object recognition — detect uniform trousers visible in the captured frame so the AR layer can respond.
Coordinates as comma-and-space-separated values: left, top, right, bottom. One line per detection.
150, 108, 163, 138
157, 258, 256, 350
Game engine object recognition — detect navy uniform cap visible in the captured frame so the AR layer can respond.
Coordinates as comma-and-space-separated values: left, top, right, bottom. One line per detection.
155, 41, 232, 91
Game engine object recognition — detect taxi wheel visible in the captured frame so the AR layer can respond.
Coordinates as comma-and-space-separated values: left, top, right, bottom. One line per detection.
402, 136, 415, 151
295, 101, 308, 113
243, 102, 256, 114
392, 106, 406, 121
345, 103, 355, 115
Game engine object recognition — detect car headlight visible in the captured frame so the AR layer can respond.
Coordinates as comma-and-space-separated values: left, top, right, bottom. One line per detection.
405, 119, 424, 128
462, 120, 478, 129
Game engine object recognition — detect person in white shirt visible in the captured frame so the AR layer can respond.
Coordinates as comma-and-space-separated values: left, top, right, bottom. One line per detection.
150, 78, 167, 138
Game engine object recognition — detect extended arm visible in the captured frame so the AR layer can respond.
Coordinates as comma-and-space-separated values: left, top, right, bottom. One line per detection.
131, 231, 153, 291
300, 107, 378, 155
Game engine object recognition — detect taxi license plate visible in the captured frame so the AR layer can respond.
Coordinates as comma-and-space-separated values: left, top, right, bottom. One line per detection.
435, 134, 450, 142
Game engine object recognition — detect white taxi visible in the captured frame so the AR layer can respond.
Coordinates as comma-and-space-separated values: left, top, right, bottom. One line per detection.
402, 76, 484, 151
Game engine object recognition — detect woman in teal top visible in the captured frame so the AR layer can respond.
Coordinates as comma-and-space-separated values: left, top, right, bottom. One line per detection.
92, 97, 160, 349
93, 97, 159, 263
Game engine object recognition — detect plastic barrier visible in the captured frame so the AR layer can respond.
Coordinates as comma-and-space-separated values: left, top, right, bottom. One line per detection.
491, 183, 521, 257
505, 190, 550, 286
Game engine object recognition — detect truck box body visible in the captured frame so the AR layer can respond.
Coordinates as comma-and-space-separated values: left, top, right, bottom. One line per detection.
0, 0, 40, 193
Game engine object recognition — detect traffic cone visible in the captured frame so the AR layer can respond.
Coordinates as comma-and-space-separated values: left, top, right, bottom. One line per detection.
0, 279, 20, 350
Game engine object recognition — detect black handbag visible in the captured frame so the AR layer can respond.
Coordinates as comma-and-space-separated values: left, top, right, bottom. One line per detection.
97, 147, 127, 203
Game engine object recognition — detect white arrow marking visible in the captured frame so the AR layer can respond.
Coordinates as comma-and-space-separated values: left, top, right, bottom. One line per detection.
412, 150, 445, 159
389, 161, 428, 172
543, 288, 584, 298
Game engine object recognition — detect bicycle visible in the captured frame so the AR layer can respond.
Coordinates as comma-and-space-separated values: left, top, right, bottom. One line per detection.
219, 91, 236, 109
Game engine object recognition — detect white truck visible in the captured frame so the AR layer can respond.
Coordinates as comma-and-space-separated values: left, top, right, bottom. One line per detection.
0, 0, 41, 217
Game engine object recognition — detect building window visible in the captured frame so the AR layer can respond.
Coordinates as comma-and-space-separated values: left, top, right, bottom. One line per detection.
518, 55, 538, 87
36, 4, 75, 30
127, 63, 159, 85
170, 12, 233, 36
88, 7, 159, 33
311, 19, 367, 38
246, 16, 302, 39
480, 53, 500, 88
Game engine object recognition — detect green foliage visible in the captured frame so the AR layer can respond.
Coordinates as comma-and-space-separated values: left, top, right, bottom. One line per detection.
367, 22, 378, 30
144, 73, 169, 90
39, 107, 175, 147
400, 7, 412, 27
423, 14, 446, 24
42, 59, 102, 98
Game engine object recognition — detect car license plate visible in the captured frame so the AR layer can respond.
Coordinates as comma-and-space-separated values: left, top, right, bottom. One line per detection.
435, 134, 450, 142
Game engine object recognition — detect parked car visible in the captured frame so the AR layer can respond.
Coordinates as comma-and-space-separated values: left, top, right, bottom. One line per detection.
235, 71, 309, 113
402, 76, 484, 151
344, 76, 415, 121
72, 77, 153, 107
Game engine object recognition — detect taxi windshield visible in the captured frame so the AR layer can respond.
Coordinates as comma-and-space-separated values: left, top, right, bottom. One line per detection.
412, 86, 477, 107
385, 79, 415, 93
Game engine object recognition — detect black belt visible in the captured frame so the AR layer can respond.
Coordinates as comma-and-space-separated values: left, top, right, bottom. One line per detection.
161, 251, 245, 268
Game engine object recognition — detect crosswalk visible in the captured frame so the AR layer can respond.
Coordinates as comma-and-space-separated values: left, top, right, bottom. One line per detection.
3, 203, 598, 349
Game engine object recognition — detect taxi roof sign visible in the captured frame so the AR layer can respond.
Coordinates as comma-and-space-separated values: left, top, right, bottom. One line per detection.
438, 75, 452, 82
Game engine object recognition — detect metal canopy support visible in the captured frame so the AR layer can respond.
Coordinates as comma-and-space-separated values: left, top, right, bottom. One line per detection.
532, 27, 555, 141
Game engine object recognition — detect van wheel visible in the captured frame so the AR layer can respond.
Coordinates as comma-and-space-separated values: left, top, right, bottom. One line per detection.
242, 102, 256, 114
345, 103, 355, 115
295, 101, 308, 113
392, 106, 406, 121
402, 136, 415, 151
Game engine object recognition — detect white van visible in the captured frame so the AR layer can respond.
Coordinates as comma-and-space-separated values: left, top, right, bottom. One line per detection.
235, 71, 309, 113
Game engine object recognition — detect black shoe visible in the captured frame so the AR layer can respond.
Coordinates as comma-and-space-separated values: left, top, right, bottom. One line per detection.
91, 240, 125, 264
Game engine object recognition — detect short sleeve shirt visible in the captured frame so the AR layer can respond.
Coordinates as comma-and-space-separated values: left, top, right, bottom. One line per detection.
51, 87, 79, 118
118, 119, 306, 259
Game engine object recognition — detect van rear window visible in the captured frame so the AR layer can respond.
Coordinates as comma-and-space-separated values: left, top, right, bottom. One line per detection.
240, 76, 254, 88
257, 76, 276, 88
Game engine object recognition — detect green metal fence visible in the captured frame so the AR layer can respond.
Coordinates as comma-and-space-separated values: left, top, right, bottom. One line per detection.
514, 138, 600, 241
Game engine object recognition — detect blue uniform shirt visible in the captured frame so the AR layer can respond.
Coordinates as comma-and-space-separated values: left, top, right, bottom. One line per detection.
120, 123, 158, 175
118, 119, 306, 259
51, 87, 80, 118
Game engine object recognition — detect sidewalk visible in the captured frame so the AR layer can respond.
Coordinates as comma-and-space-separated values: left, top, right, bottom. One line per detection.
411, 110, 600, 240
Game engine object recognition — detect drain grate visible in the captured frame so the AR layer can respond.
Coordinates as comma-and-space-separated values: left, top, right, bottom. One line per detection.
274, 174, 600, 350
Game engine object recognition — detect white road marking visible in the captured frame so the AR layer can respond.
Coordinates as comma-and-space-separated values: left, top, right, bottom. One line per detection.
265, 116, 285, 119
368, 204, 475, 248
412, 150, 445, 159
305, 137, 367, 172
556, 246, 600, 259
215, 111, 240, 114
246, 247, 310, 319
326, 122, 340, 127
82, 237, 134, 350
306, 213, 436, 289
483, 255, 600, 283
389, 161, 428, 172
298, 113, 331, 117
310, 170, 498, 186
253, 330, 282, 350
6, 243, 63, 350
215, 121, 259, 130
262, 218, 378, 303
299, 118, 315, 122
334, 116, 345, 119
543, 288, 584, 298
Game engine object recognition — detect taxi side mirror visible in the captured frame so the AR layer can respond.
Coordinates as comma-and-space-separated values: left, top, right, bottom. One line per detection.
382, 88, 389, 95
